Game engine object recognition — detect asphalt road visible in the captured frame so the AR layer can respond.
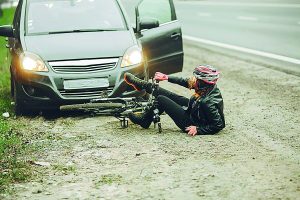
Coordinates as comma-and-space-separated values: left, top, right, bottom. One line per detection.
175, 0, 300, 75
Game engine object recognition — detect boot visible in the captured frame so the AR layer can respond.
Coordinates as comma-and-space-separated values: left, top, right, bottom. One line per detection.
128, 110, 153, 129
124, 73, 152, 93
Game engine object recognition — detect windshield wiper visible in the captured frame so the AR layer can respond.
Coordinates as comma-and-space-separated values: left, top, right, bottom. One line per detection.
75, 29, 119, 32
48, 29, 119, 34
48, 30, 76, 34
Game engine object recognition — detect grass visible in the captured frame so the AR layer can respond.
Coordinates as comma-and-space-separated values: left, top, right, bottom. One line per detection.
95, 174, 123, 187
52, 164, 77, 175
0, 6, 14, 110
0, 8, 32, 193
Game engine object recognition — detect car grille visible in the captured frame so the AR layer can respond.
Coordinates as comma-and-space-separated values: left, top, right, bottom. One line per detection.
48, 58, 119, 73
59, 87, 114, 99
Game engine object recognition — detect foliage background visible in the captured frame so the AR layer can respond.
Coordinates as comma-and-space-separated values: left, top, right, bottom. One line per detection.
0, 7, 31, 194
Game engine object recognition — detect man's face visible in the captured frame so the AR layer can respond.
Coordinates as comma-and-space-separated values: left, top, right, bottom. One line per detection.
189, 76, 210, 93
194, 79, 211, 94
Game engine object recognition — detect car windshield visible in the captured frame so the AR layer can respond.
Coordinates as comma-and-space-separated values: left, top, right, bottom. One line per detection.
26, 0, 127, 35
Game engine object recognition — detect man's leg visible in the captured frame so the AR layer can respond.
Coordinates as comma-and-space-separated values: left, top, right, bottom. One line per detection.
125, 72, 191, 130
154, 87, 189, 107
124, 72, 189, 107
157, 95, 192, 131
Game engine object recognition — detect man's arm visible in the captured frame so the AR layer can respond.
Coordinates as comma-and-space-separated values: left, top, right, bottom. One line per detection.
167, 76, 190, 88
154, 72, 190, 88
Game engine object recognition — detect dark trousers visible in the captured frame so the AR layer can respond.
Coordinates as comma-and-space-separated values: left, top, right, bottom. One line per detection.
154, 88, 193, 131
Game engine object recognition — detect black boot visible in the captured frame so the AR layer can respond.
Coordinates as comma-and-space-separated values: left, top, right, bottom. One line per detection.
124, 73, 152, 93
128, 109, 153, 129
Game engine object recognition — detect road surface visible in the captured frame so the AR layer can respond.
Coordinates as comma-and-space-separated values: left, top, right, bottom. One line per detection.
175, 0, 300, 75
4, 41, 300, 200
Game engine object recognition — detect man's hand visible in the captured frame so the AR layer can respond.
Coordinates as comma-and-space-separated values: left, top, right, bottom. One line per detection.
154, 72, 168, 81
185, 126, 198, 136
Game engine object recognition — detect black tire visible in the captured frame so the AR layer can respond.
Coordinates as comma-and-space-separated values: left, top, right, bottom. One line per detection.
10, 76, 14, 97
13, 79, 26, 116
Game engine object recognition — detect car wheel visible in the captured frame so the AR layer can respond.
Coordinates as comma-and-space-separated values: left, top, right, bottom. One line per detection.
13, 79, 26, 116
10, 76, 14, 97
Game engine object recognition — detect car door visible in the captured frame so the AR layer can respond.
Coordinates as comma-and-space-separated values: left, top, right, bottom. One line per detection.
136, 0, 183, 77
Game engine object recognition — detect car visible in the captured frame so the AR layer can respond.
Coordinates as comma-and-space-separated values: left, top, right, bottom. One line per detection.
0, 0, 183, 115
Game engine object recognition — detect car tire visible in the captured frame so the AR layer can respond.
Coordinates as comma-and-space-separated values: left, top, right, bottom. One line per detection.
10, 76, 14, 97
12, 79, 26, 116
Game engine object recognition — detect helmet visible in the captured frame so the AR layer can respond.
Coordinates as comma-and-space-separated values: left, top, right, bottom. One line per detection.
193, 65, 220, 85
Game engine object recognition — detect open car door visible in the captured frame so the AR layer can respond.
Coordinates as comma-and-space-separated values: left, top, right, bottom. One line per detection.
136, 0, 183, 77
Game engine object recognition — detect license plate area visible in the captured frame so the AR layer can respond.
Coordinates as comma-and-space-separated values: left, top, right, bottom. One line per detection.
63, 78, 109, 90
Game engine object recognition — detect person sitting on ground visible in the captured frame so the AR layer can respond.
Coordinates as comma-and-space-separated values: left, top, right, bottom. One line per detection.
124, 65, 225, 136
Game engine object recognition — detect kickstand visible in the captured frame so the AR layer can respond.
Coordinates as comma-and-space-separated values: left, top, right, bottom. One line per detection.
154, 122, 162, 133
119, 117, 128, 128
157, 122, 162, 133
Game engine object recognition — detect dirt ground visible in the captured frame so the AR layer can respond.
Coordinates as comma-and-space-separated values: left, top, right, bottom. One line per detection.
4, 41, 300, 200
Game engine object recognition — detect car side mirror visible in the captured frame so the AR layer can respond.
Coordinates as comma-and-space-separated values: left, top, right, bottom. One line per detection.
139, 18, 159, 30
135, 0, 159, 33
0, 25, 14, 38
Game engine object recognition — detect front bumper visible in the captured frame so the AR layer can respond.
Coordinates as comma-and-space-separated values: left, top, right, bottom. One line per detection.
13, 59, 146, 109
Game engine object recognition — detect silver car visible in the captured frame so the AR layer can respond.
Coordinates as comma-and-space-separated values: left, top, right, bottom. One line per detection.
0, 0, 183, 114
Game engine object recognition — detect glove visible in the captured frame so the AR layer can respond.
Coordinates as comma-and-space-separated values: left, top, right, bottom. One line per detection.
185, 126, 198, 136
154, 72, 168, 81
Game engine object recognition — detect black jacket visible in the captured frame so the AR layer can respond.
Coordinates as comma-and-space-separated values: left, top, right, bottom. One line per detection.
169, 76, 225, 135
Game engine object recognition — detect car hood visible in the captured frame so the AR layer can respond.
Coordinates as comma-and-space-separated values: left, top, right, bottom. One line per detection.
24, 31, 135, 61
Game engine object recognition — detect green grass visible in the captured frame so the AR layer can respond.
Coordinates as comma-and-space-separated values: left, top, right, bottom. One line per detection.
0, 8, 32, 193
95, 174, 123, 187
0, 7, 14, 111
52, 164, 77, 175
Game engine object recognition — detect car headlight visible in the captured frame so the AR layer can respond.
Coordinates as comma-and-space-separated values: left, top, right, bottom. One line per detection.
121, 45, 143, 68
21, 52, 48, 72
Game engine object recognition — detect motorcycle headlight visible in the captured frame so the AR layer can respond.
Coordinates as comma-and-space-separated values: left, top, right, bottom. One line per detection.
21, 52, 48, 72
121, 45, 143, 68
